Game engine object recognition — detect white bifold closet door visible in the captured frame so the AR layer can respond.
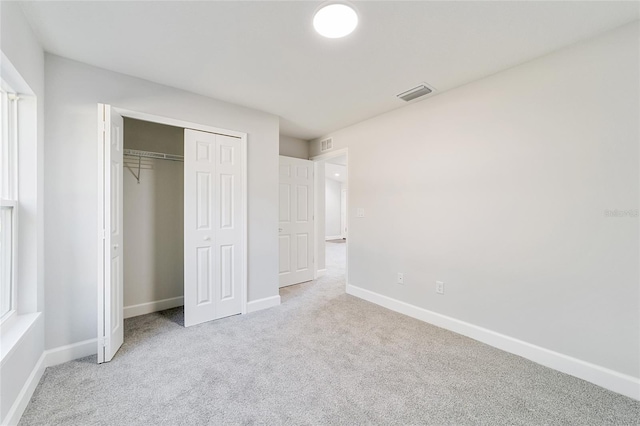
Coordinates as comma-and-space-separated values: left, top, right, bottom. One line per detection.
184, 129, 243, 327
98, 104, 124, 363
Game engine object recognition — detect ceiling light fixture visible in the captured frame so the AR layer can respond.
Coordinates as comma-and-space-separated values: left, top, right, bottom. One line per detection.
313, 3, 358, 38
334, 173, 340, 177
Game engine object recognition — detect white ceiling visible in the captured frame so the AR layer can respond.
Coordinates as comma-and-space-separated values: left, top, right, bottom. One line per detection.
20, 1, 639, 140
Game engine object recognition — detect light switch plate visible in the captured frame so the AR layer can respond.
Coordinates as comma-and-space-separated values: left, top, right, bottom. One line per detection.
356, 208, 365, 218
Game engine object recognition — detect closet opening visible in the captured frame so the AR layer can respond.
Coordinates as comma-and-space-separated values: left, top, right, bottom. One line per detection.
123, 118, 185, 327
98, 104, 248, 363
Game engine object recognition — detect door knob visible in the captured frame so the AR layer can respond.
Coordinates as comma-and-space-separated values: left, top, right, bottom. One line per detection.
278, 228, 283, 232
204, 236, 211, 241
113, 244, 119, 249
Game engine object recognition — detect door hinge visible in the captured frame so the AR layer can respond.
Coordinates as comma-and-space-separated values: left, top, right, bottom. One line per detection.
101, 229, 106, 239
101, 337, 109, 348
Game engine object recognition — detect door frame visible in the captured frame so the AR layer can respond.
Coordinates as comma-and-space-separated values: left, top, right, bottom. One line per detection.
97, 106, 248, 360
310, 148, 349, 286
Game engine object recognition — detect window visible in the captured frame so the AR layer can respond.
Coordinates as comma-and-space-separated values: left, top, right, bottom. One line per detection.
0, 82, 18, 322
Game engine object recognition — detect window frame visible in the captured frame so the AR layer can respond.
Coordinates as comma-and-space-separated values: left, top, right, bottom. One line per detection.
0, 84, 19, 324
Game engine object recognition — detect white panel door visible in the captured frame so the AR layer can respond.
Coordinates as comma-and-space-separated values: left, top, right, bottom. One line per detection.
184, 129, 243, 326
98, 104, 124, 363
214, 134, 243, 318
279, 156, 314, 287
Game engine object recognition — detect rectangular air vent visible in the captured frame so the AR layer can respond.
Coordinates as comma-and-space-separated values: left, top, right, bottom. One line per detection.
320, 138, 333, 152
397, 83, 435, 102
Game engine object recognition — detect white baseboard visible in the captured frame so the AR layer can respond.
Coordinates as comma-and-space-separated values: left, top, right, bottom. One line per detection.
124, 296, 184, 319
2, 352, 45, 426
346, 284, 640, 401
325, 235, 342, 241
2, 338, 98, 426
247, 295, 281, 313
44, 338, 97, 367
316, 269, 327, 278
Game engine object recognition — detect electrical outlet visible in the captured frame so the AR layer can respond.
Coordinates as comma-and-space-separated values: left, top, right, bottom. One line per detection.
356, 208, 365, 218
397, 273, 404, 285
436, 281, 444, 294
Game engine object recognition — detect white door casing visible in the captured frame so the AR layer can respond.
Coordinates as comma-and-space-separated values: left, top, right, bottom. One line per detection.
341, 188, 348, 239
279, 156, 314, 288
184, 129, 244, 327
97, 104, 124, 363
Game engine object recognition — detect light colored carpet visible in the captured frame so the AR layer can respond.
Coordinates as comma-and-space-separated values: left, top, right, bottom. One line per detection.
20, 242, 640, 425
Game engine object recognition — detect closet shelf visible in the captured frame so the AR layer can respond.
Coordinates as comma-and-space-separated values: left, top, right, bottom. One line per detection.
124, 149, 183, 184
123, 149, 183, 162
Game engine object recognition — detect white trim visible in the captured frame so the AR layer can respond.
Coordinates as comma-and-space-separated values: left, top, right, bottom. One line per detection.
43, 338, 97, 367
114, 108, 246, 139
123, 297, 184, 319
2, 338, 97, 426
325, 235, 342, 241
240, 134, 248, 315
346, 284, 640, 401
247, 295, 281, 313
2, 352, 44, 426
316, 269, 327, 278
96, 104, 106, 364
309, 147, 348, 162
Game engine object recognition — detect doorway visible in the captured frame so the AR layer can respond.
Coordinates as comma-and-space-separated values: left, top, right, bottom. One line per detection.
122, 118, 185, 325
97, 104, 248, 363
312, 148, 349, 286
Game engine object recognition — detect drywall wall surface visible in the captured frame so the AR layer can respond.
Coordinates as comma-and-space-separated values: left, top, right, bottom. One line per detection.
309, 22, 640, 377
325, 177, 342, 238
0, 3, 46, 423
123, 119, 184, 309
279, 135, 309, 159
124, 117, 184, 156
44, 54, 279, 350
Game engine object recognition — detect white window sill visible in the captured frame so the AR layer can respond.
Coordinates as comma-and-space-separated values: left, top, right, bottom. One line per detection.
0, 312, 41, 366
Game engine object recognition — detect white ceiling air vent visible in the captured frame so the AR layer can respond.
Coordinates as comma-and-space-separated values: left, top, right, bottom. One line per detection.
320, 137, 333, 152
397, 83, 435, 102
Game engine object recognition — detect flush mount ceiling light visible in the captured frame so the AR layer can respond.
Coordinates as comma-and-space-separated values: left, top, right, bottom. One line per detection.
313, 3, 358, 38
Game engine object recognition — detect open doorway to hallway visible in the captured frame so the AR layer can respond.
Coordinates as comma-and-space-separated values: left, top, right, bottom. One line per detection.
279, 149, 349, 303
323, 155, 347, 279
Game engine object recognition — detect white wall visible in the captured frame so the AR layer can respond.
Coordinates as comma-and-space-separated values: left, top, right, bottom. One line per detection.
279, 135, 309, 159
123, 119, 184, 311
0, 2, 45, 423
310, 22, 639, 379
325, 178, 342, 238
44, 54, 280, 350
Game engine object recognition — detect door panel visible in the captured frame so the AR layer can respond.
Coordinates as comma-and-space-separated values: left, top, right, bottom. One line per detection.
279, 156, 314, 287
98, 104, 124, 363
185, 130, 243, 326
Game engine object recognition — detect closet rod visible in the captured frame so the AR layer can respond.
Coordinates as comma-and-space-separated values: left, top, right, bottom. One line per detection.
123, 149, 183, 184
123, 148, 184, 162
